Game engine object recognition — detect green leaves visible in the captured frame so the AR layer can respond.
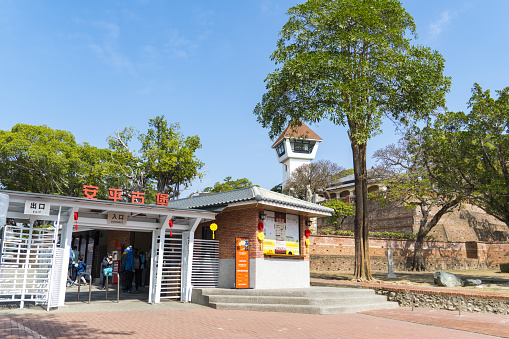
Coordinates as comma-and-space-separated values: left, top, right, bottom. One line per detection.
0, 124, 112, 197
322, 199, 355, 229
139, 116, 204, 199
203, 177, 254, 193
255, 0, 449, 145
420, 83, 509, 225
0, 117, 205, 201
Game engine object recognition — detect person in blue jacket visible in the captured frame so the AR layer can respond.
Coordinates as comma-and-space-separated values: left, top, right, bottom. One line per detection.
123, 245, 135, 293
75, 257, 88, 285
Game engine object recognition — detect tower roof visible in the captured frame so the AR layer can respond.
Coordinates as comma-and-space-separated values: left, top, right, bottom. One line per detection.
271, 121, 323, 148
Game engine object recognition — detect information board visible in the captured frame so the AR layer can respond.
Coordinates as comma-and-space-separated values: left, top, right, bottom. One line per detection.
235, 237, 250, 288
262, 210, 300, 255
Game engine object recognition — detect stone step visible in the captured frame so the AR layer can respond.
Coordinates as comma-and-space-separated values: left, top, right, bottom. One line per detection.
192, 287, 399, 315
206, 294, 389, 306
197, 287, 374, 298
210, 301, 399, 315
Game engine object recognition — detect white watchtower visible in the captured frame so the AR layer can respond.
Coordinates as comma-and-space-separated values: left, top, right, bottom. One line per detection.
271, 121, 322, 186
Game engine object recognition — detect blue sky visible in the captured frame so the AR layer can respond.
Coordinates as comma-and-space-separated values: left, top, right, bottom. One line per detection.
1, 1, 508, 196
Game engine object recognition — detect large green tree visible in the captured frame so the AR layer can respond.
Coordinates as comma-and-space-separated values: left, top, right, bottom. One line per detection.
254, 0, 450, 280
372, 138, 460, 271
140, 116, 204, 199
0, 123, 112, 197
420, 84, 509, 227
203, 176, 254, 193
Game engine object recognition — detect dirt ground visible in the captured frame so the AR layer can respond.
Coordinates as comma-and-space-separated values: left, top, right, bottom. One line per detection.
311, 268, 509, 292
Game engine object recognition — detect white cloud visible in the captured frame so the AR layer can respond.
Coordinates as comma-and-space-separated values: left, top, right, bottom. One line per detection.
164, 29, 198, 59
89, 43, 134, 73
428, 11, 451, 41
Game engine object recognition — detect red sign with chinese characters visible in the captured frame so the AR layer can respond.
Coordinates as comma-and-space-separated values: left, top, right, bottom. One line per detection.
82, 185, 169, 206
235, 237, 250, 289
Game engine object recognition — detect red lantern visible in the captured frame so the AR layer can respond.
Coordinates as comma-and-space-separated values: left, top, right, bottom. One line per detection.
74, 212, 78, 231
305, 229, 311, 238
169, 219, 173, 237
258, 222, 264, 230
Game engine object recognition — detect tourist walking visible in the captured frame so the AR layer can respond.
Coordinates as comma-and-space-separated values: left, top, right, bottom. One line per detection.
75, 257, 88, 285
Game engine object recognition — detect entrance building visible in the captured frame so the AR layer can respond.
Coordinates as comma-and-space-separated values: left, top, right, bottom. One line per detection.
0, 187, 332, 309
0, 190, 215, 309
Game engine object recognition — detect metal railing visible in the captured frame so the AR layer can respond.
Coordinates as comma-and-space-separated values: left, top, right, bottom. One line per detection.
76, 272, 92, 303
105, 272, 120, 303
76, 272, 120, 303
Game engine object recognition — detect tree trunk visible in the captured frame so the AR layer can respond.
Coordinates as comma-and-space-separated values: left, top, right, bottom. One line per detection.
351, 140, 372, 281
412, 225, 427, 271
411, 199, 459, 271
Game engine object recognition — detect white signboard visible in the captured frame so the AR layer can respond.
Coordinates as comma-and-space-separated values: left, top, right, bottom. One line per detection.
286, 214, 299, 241
24, 200, 50, 216
107, 212, 128, 225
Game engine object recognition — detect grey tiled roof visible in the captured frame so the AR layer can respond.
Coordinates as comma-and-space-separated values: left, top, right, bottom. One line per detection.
168, 187, 333, 214
327, 174, 355, 191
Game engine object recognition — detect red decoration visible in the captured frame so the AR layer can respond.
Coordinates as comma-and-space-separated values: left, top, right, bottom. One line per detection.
82, 185, 99, 199
131, 191, 145, 204
108, 188, 123, 202
156, 193, 169, 206
305, 229, 311, 238
169, 219, 173, 237
258, 222, 264, 230
74, 212, 78, 231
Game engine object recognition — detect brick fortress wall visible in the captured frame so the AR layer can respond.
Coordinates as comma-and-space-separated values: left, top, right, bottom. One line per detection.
310, 235, 509, 272
318, 201, 509, 243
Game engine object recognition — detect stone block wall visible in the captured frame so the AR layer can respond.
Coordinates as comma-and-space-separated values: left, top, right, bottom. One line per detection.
318, 202, 509, 243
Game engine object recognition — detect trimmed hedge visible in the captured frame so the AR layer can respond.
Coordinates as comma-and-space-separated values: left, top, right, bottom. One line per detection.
500, 262, 509, 273
318, 229, 435, 240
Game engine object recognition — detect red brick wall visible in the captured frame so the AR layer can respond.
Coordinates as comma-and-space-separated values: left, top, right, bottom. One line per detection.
194, 206, 311, 261
107, 230, 132, 252
310, 235, 509, 271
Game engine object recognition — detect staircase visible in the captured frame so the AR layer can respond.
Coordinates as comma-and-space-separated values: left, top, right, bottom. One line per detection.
191, 286, 398, 314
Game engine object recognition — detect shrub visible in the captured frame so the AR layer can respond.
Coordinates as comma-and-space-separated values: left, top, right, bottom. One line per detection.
317, 229, 435, 240
501, 263, 509, 273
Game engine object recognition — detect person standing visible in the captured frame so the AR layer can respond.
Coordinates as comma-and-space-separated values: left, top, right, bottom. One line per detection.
71, 246, 79, 282
144, 250, 151, 288
123, 245, 134, 293
100, 253, 113, 290
133, 249, 142, 292
139, 250, 146, 287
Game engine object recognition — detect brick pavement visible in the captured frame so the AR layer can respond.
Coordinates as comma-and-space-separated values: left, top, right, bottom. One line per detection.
0, 307, 505, 339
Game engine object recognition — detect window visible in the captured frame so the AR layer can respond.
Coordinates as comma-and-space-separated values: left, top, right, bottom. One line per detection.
290, 140, 315, 154
275, 142, 285, 157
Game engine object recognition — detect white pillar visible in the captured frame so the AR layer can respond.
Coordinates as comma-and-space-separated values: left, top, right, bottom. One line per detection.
57, 207, 77, 307
180, 218, 201, 302
148, 228, 159, 303
149, 215, 170, 304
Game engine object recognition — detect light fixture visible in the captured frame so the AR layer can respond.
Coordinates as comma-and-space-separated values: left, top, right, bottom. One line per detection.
305, 219, 312, 227
259, 212, 267, 220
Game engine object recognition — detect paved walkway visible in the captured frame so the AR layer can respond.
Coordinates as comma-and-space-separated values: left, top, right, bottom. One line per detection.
0, 302, 507, 338
1, 283, 507, 338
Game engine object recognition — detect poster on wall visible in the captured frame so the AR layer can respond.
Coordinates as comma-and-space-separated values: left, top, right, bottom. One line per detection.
263, 210, 300, 255
235, 237, 250, 288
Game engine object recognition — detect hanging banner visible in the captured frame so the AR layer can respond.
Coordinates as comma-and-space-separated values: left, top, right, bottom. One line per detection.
235, 237, 250, 288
